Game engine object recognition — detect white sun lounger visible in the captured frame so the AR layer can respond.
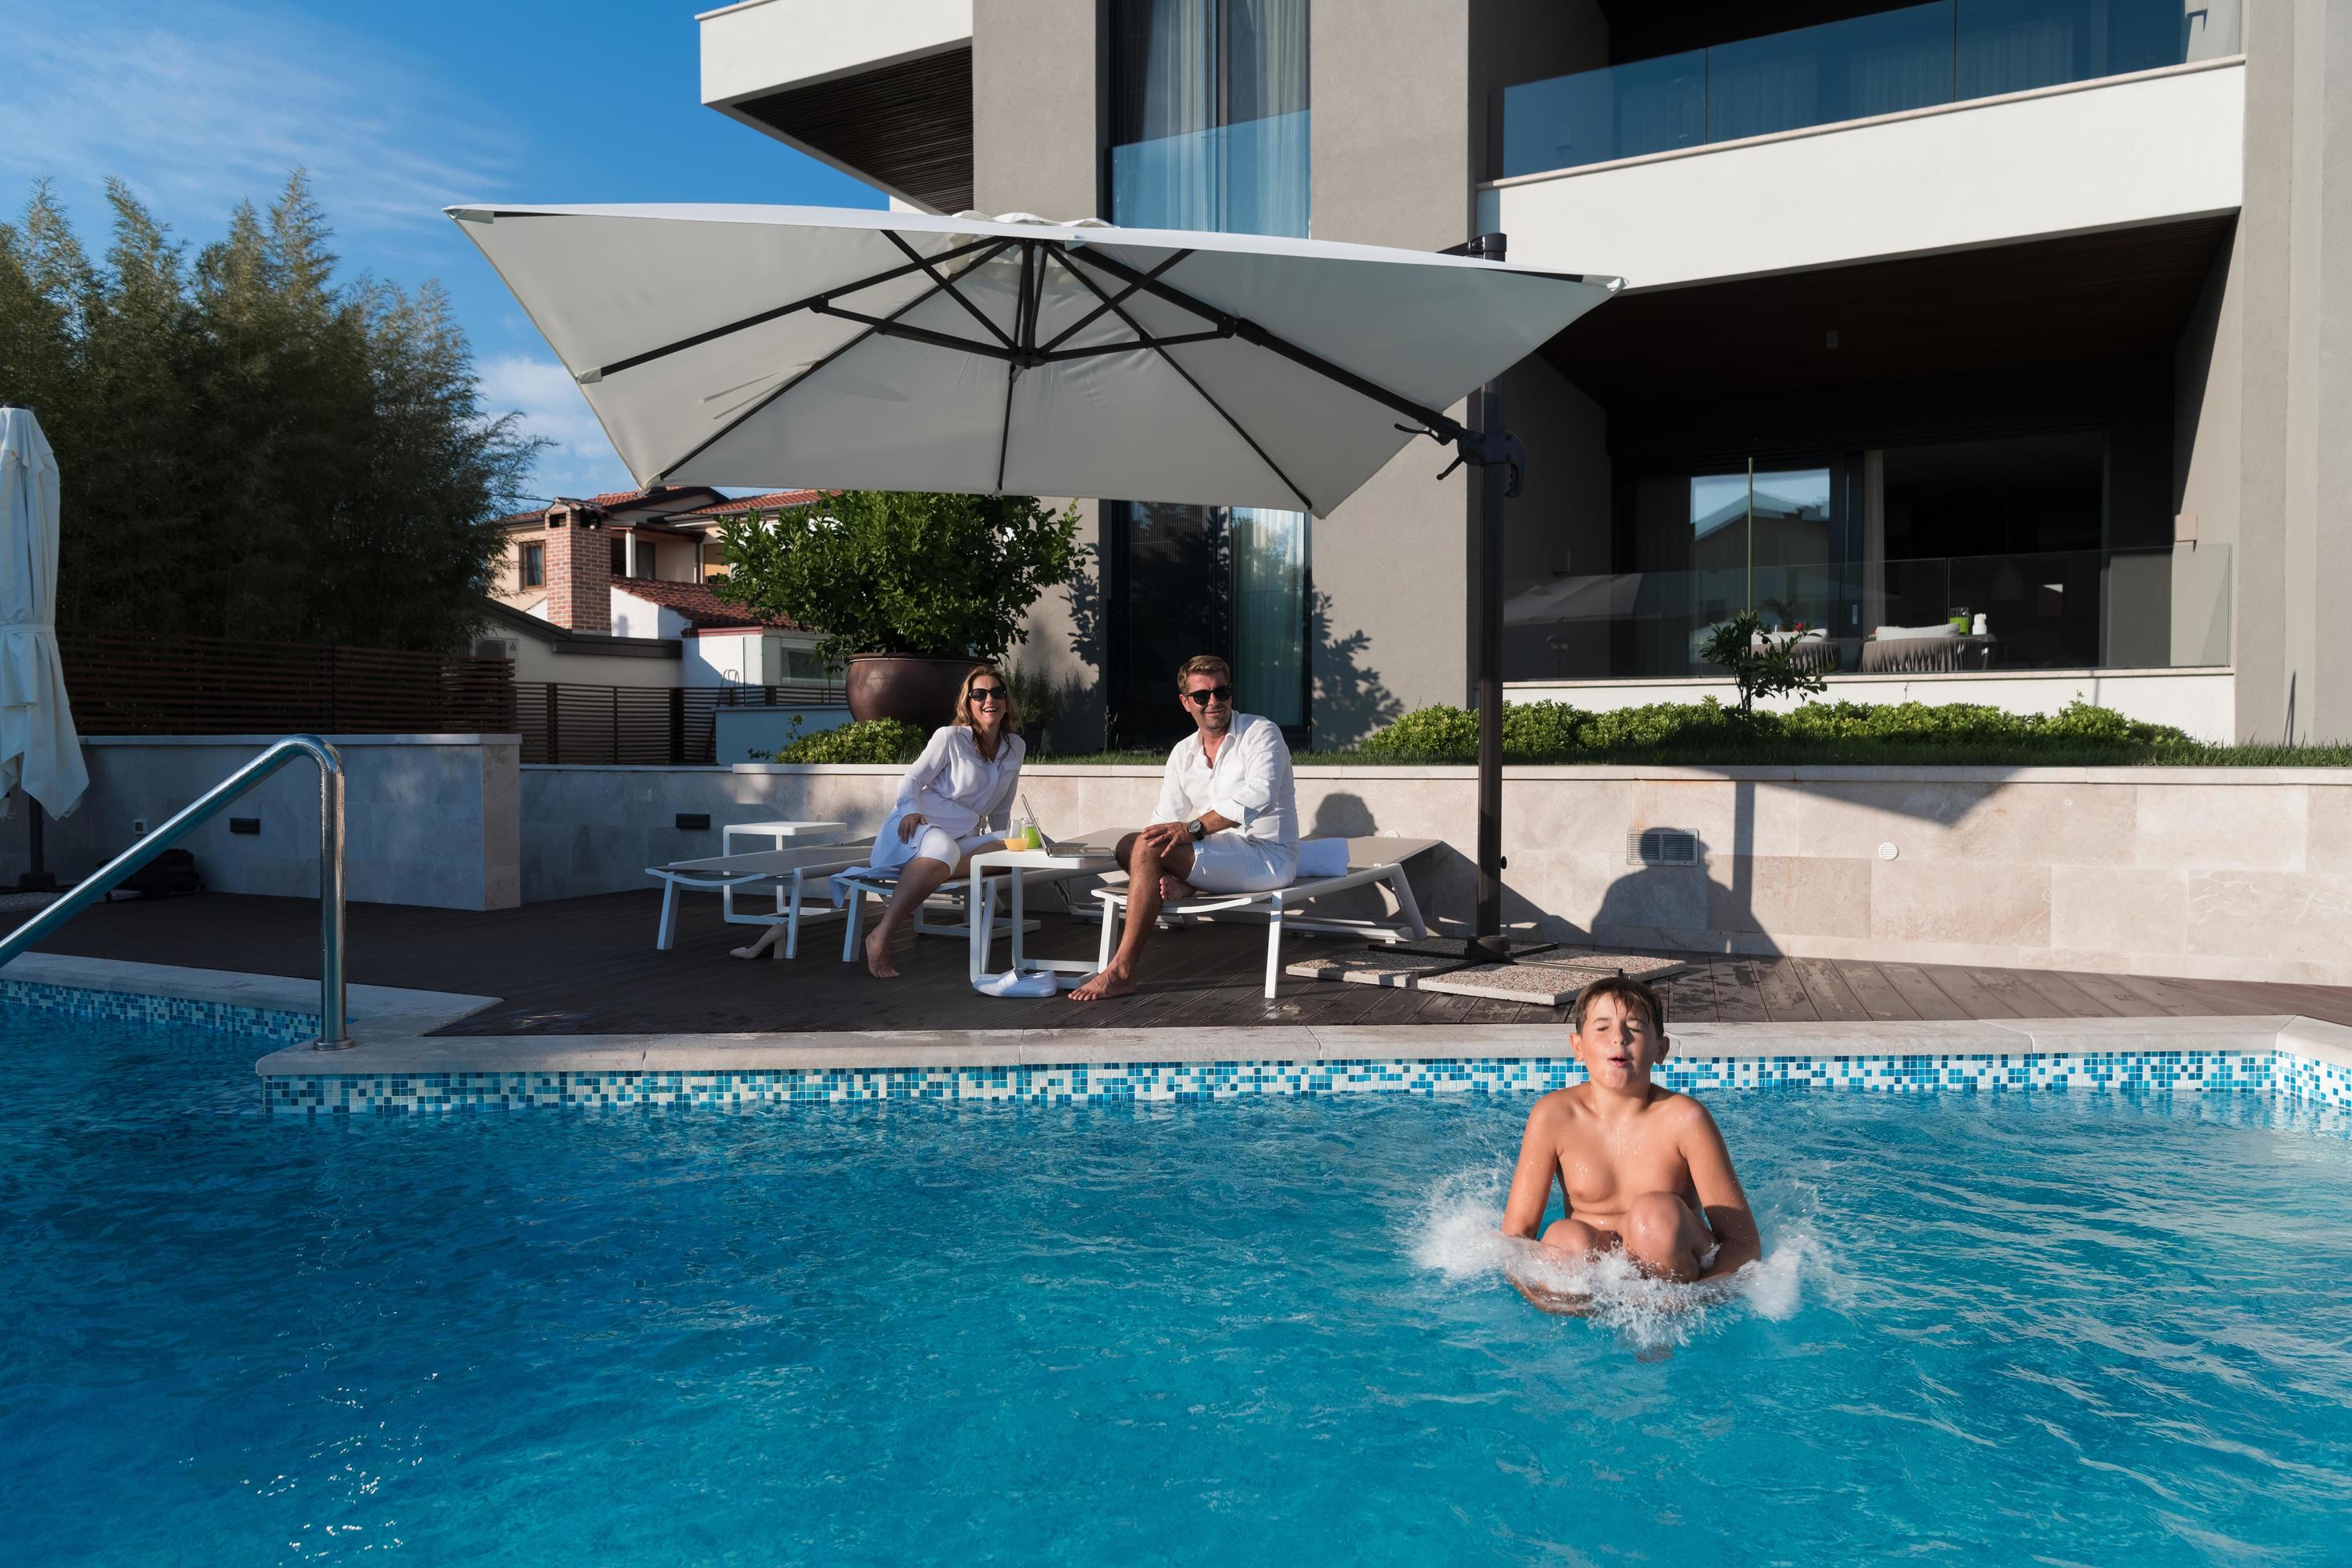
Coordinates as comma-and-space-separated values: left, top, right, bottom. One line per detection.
646, 842, 874, 958
1090, 835, 1438, 998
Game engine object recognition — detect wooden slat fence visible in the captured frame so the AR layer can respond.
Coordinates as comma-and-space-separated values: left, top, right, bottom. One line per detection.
59, 632, 516, 736
516, 682, 846, 766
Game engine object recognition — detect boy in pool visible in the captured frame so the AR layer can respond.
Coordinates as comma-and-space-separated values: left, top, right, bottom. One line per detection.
1500, 975, 1762, 1311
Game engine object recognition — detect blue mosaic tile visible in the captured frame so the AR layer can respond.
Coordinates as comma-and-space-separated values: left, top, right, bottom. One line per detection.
1, 978, 317, 1046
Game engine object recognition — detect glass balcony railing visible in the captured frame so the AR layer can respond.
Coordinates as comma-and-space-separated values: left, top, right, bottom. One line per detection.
1502, 543, 2232, 682
1494, 0, 2240, 180
1110, 110, 1312, 238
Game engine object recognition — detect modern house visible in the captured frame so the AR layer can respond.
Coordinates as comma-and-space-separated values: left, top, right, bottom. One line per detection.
479, 485, 834, 688
698, 0, 2344, 749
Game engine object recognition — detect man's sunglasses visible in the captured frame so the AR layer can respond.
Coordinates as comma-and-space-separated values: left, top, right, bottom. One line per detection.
968, 686, 1007, 704
1182, 684, 1234, 706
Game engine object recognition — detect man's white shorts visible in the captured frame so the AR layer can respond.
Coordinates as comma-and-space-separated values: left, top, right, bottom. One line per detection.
1185, 830, 1297, 894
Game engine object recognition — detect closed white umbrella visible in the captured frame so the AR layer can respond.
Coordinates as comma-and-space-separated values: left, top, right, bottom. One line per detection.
452, 204, 1621, 945
446, 204, 1615, 517
1, 402, 86, 838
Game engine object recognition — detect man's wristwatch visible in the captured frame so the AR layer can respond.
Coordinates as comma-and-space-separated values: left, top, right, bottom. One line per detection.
1186, 818, 1207, 842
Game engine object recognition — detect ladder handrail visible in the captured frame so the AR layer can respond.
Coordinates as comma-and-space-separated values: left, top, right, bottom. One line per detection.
1, 735, 351, 1049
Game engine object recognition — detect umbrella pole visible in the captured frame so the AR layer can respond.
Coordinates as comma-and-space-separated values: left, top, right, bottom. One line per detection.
15, 798, 57, 894
1474, 382, 1507, 947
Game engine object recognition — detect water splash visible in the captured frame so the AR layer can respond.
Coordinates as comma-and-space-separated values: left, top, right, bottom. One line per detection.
1408, 1166, 1841, 1348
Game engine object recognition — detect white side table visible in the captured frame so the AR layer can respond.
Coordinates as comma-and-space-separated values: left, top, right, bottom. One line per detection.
722, 820, 848, 924
966, 843, 1122, 989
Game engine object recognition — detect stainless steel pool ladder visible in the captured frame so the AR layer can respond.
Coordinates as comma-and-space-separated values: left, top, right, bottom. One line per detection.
0, 735, 353, 1050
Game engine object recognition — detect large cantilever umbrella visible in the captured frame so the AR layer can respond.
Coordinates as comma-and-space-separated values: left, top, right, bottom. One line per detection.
450, 204, 1619, 940
2, 402, 87, 893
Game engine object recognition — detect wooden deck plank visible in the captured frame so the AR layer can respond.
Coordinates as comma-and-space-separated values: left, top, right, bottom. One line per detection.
1875, 963, 1974, 1020
1790, 958, 1871, 1022
1751, 958, 1818, 1022
1834, 962, 1922, 1022
1910, 965, 2022, 1018
1963, 965, 2062, 1019
2004, 968, 2119, 1018
1710, 958, 1772, 1023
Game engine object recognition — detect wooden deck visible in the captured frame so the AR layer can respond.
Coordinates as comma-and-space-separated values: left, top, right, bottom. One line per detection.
22, 889, 2352, 1038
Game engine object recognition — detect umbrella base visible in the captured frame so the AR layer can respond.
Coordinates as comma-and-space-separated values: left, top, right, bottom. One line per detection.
12, 871, 58, 893
1384, 935, 1556, 965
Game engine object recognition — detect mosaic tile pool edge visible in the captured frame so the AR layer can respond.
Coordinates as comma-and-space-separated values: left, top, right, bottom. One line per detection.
263, 1049, 2352, 1116
1, 978, 317, 1047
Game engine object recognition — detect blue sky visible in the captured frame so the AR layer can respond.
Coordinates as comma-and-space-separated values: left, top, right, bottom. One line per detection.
1, 0, 886, 498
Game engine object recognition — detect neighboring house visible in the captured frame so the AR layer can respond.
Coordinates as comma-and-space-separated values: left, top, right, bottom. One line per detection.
698, 1, 2346, 747
477, 486, 832, 688
486, 486, 827, 623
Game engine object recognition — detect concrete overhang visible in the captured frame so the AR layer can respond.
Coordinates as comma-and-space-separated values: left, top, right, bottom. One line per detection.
698, 0, 975, 213
1488, 58, 2245, 292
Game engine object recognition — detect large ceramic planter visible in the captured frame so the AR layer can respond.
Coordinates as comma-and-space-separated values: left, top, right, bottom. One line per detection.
844, 654, 974, 726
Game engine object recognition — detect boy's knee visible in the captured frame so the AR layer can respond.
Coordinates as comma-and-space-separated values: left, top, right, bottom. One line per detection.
1625, 1192, 1691, 1253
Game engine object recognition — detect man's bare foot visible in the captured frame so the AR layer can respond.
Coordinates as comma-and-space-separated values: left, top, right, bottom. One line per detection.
865, 927, 899, 979
1158, 874, 1198, 901
1067, 966, 1136, 1002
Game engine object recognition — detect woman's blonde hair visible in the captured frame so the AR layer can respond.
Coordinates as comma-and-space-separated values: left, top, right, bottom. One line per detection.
953, 663, 1021, 756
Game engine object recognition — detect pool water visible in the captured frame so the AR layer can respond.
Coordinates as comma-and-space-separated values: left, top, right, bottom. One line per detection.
5, 1014, 2351, 1565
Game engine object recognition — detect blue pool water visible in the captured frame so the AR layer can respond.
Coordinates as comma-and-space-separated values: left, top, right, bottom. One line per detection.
5, 1012, 2351, 1565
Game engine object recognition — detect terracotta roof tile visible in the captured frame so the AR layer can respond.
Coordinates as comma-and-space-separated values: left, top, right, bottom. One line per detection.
613, 577, 802, 632
678, 488, 828, 517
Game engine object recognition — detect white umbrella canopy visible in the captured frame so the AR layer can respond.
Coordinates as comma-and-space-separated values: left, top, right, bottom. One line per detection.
0, 403, 86, 822
447, 204, 1619, 517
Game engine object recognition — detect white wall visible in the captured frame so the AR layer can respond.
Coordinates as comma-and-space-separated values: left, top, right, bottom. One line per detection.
699, 0, 972, 105
1492, 61, 2246, 288
16, 736, 520, 910
1504, 669, 2237, 742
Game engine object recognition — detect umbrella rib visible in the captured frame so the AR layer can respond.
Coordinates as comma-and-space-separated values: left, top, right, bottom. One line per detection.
1055, 246, 1461, 438
886, 230, 1018, 352
649, 255, 986, 485
1045, 246, 1317, 516
1036, 249, 1194, 354
808, 304, 1017, 359
591, 236, 1007, 380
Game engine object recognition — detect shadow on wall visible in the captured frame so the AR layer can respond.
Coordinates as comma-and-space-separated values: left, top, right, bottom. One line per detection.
1042, 562, 1103, 754
1310, 588, 1402, 747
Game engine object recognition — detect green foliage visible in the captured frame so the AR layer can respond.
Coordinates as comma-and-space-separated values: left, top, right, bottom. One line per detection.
771, 718, 926, 765
714, 490, 1087, 667
0, 174, 541, 649
1357, 698, 2223, 765
1006, 659, 1064, 753
1698, 610, 1830, 715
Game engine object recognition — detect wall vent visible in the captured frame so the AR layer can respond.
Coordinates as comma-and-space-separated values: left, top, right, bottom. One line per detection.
1627, 828, 1698, 866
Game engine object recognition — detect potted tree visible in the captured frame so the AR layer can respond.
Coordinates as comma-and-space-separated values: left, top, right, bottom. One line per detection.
712, 490, 1087, 726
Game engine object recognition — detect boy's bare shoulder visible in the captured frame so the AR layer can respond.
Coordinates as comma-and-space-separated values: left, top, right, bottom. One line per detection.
1650, 1086, 1724, 1135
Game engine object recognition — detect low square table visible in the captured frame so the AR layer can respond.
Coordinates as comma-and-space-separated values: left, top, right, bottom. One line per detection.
966, 838, 1124, 988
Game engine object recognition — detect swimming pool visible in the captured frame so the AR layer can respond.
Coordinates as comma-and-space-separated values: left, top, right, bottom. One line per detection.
5, 1005, 2350, 1564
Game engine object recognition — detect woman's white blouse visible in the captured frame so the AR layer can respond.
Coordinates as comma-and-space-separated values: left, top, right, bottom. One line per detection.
887, 725, 1026, 838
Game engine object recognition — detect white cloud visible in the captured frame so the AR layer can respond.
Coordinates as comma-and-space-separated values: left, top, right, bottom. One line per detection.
479, 352, 636, 499
0, 0, 507, 241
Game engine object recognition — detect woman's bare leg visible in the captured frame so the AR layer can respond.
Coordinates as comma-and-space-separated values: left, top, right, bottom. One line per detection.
864, 856, 954, 978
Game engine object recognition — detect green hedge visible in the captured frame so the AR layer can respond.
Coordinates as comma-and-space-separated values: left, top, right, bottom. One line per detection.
770, 718, 927, 765
1353, 698, 2290, 766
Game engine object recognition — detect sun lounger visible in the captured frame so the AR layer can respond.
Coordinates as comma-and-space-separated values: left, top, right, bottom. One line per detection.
830, 834, 1121, 963
646, 842, 874, 958
1090, 835, 1438, 998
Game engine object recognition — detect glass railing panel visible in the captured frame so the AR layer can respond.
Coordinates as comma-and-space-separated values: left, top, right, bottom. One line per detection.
1497, 50, 1704, 179
1109, 110, 1311, 238
1708, 2, 1953, 145
1501, 544, 2231, 682
1494, 0, 2238, 181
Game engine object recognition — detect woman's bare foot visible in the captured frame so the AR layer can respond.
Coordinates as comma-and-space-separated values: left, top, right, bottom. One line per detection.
730, 929, 779, 960
864, 927, 900, 979
1067, 964, 1135, 1002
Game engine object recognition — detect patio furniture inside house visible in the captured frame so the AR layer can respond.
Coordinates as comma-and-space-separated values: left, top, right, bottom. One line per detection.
646, 841, 872, 958
1090, 837, 1439, 999
1859, 625, 1998, 674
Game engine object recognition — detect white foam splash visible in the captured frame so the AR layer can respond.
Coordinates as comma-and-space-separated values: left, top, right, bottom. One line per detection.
1408, 1166, 1842, 1349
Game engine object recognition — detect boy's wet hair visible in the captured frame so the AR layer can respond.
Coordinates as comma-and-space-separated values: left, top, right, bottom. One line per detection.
1569, 974, 1665, 1037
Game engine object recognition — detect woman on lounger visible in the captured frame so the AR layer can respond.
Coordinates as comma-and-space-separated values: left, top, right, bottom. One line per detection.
733, 665, 1026, 970
856, 664, 1026, 978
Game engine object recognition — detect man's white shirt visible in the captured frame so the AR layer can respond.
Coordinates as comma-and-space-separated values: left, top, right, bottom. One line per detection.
1154, 712, 1299, 853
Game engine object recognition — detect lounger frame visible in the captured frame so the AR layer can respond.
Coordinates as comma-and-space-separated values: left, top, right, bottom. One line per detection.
646, 844, 871, 959
1090, 839, 1434, 998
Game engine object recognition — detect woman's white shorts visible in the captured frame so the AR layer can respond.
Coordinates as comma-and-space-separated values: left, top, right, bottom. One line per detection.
1185, 831, 1297, 894
870, 816, 998, 873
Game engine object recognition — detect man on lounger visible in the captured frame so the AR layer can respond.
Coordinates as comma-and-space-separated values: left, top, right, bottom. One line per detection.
1500, 976, 1762, 1310
1068, 654, 1298, 1002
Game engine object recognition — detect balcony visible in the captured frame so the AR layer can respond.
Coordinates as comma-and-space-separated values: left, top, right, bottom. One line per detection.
1486, 1, 2244, 289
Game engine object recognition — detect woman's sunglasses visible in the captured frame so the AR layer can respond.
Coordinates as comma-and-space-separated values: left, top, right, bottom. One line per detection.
968, 686, 1007, 704
1182, 684, 1234, 706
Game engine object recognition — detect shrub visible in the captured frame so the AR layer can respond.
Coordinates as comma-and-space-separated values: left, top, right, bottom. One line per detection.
770, 718, 926, 765
1698, 610, 1830, 714
1356, 704, 1479, 762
